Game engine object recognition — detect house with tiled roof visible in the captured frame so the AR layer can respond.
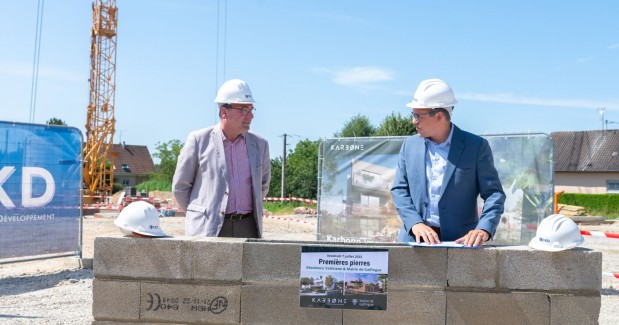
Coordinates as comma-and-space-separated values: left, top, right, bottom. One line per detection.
110, 142, 155, 188
552, 130, 619, 194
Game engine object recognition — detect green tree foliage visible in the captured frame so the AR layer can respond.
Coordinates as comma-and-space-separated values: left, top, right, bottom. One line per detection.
136, 139, 182, 192
325, 275, 334, 289
286, 139, 321, 199
152, 139, 183, 182
267, 157, 282, 197
300, 277, 314, 286
334, 114, 376, 137
46, 117, 67, 126
373, 112, 416, 136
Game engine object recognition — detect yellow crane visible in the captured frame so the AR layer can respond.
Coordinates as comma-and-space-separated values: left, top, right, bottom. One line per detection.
83, 0, 118, 199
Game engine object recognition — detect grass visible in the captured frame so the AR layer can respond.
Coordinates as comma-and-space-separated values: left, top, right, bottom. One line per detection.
263, 201, 317, 215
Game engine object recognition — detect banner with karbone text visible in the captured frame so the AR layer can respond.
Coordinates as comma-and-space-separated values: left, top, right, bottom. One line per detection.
316, 134, 553, 246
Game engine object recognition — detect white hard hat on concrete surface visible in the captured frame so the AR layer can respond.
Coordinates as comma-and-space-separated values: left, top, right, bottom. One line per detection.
114, 201, 167, 237
406, 78, 457, 116
528, 214, 584, 251
214, 79, 256, 104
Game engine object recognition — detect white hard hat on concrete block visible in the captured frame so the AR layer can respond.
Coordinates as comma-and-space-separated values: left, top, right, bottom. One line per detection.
214, 79, 256, 104
406, 78, 457, 116
114, 201, 167, 237
528, 214, 584, 251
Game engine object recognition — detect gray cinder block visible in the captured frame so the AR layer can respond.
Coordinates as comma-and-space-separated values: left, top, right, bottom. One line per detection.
447, 292, 549, 324
241, 284, 342, 325
498, 247, 602, 291
387, 246, 447, 288
139, 282, 240, 324
94, 235, 192, 280
92, 279, 140, 321
243, 241, 302, 283
448, 247, 497, 288
550, 294, 601, 325
191, 237, 246, 281
344, 289, 445, 325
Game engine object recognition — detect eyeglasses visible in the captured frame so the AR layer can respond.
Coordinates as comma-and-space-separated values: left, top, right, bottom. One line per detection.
412, 111, 436, 120
224, 105, 256, 115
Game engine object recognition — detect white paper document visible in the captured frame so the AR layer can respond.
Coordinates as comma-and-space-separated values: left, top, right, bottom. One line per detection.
406, 241, 480, 249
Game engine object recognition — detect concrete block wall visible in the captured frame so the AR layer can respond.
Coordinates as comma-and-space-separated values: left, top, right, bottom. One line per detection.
92, 235, 601, 324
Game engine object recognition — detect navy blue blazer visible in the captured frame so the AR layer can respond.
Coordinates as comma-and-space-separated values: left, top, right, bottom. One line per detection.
391, 124, 505, 242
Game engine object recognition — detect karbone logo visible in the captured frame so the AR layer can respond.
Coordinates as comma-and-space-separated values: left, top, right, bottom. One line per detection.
0, 167, 55, 208
330, 144, 364, 151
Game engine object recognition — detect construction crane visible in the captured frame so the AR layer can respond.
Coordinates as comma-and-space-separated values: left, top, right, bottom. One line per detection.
83, 0, 118, 199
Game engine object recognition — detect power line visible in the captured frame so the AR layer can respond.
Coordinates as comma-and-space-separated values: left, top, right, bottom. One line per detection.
214, 0, 227, 92
29, 0, 45, 123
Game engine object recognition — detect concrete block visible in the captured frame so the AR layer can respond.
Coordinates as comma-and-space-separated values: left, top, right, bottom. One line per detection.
191, 237, 246, 281
139, 282, 240, 324
387, 246, 447, 288
550, 294, 601, 325
447, 247, 497, 288
344, 289, 445, 325
447, 292, 549, 324
92, 279, 140, 321
498, 247, 602, 291
90, 320, 161, 325
242, 284, 342, 324
94, 235, 192, 280
243, 241, 301, 283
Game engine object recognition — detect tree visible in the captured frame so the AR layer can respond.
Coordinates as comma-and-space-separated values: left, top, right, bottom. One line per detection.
267, 157, 282, 197
377, 274, 388, 291
373, 111, 416, 136
324, 275, 334, 290
152, 139, 183, 182
334, 114, 376, 137
46, 117, 67, 126
286, 139, 321, 199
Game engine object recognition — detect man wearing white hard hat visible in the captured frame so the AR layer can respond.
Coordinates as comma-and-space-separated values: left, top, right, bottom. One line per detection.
173, 79, 271, 238
391, 79, 505, 247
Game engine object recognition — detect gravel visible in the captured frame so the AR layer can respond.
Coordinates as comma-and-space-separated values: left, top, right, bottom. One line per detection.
0, 217, 617, 324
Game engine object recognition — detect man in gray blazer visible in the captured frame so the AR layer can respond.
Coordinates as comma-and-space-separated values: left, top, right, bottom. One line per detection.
173, 79, 271, 238
391, 79, 505, 247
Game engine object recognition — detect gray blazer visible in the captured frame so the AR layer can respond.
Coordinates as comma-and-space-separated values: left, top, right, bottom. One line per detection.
172, 124, 271, 237
391, 124, 505, 242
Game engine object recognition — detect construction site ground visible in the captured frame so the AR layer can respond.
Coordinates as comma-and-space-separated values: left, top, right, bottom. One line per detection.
0, 216, 618, 324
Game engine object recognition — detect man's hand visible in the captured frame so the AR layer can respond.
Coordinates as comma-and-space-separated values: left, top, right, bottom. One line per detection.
411, 223, 441, 244
455, 229, 489, 247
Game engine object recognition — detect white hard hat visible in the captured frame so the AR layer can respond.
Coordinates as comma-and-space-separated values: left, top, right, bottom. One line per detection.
214, 79, 256, 104
406, 79, 457, 115
114, 201, 167, 237
528, 214, 584, 251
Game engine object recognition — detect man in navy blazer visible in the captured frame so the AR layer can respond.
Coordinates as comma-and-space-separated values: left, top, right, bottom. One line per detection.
173, 79, 270, 238
391, 79, 505, 247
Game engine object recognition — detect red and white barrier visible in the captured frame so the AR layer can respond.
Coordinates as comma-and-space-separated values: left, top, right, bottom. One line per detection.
603, 272, 619, 279
526, 224, 619, 240
264, 214, 316, 225
264, 197, 318, 204
579, 230, 619, 239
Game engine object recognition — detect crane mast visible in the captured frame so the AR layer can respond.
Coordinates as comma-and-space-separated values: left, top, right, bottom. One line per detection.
84, 0, 117, 198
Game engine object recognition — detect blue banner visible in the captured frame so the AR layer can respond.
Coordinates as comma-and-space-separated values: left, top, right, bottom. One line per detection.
0, 121, 82, 259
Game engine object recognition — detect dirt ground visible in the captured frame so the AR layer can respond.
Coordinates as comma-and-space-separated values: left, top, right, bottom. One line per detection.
1, 216, 618, 324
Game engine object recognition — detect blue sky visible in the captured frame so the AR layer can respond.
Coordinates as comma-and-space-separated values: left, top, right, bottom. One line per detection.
2, 0, 618, 161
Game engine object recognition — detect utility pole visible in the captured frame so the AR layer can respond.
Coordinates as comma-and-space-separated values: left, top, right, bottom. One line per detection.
281, 133, 287, 198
